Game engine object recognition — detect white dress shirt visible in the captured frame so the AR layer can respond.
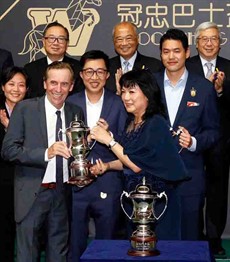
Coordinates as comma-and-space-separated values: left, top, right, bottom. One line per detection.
85, 89, 104, 128
164, 69, 196, 151
42, 96, 69, 183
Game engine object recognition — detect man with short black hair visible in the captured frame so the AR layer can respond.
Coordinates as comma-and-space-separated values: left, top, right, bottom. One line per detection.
24, 21, 82, 98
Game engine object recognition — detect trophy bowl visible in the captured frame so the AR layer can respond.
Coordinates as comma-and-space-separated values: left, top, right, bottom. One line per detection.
59, 116, 96, 187
120, 177, 168, 256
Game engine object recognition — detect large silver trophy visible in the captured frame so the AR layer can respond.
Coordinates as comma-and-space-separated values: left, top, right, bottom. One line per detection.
59, 115, 95, 187
120, 177, 168, 256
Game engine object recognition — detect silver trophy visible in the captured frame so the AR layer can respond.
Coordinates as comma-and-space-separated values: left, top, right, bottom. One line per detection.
120, 177, 168, 256
59, 115, 95, 187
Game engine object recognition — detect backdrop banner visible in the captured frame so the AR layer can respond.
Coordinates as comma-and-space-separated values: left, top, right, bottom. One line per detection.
0, 0, 230, 66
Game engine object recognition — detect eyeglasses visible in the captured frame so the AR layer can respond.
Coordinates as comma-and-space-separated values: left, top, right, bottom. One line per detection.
44, 36, 68, 44
82, 68, 108, 78
197, 36, 220, 44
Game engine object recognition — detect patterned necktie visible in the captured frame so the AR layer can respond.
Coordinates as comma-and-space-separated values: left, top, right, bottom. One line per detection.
56, 110, 63, 191
123, 61, 130, 73
205, 62, 213, 79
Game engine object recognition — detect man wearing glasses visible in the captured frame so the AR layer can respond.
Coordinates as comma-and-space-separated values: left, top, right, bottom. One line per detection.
67, 50, 127, 262
24, 21, 82, 98
186, 22, 230, 258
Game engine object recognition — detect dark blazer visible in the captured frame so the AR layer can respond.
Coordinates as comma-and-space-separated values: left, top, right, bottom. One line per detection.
154, 71, 220, 195
107, 52, 163, 92
24, 56, 82, 98
0, 96, 14, 185
67, 88, 127, 193
0, 48, 14, 86
1, 96, 84, 222
186, 55, 230, 143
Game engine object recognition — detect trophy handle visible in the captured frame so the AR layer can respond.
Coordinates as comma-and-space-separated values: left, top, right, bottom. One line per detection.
58, 129, 64, 141
154, 191, 168, 220
120, 191, 134, 220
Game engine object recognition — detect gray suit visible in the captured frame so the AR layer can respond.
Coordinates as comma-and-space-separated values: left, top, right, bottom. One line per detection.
1, 96, 84, 261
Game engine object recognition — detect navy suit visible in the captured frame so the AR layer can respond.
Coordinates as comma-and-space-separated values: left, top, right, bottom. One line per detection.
154, 70, 219, 240
67, 89, 127, 262
107, 52, 162, 92
186, 55, 230, 249
24, 56, 83, 98
1, 96, 84, 262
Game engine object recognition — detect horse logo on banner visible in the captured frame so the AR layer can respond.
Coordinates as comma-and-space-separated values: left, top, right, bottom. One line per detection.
19, 0, 102, 61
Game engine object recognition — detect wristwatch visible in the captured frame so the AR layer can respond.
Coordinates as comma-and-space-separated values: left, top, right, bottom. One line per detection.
108, 139, 117, 148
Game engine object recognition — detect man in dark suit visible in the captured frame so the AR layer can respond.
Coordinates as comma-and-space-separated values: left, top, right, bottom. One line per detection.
154, 29, 219, 241
24, 21, 82, 98
107, 21, 162, 94
1, 62, 84, 262
0, 48, 14, 87
186, 21, 230, 257
67, 50, 127, 262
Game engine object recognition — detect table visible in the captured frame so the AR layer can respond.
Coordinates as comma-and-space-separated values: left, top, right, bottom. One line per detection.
80, 240, 214, 262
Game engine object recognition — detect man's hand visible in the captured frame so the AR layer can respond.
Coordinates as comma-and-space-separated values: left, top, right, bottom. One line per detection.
178, 126, 192, 149
48, 141, 71, 159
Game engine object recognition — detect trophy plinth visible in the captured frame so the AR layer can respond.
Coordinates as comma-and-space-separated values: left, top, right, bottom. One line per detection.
128, 225, 159, 256
59, 116, 96, 187
120, 177, 168, 256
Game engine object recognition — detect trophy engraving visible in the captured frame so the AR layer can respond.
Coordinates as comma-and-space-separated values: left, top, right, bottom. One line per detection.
120, 177, 168, 256
59, 115, 95, 187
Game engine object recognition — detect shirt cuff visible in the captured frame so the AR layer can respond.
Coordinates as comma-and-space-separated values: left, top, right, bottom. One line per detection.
188, 136, 196, 152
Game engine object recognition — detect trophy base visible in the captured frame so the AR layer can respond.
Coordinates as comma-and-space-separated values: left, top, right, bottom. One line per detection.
128, 249, 160, 256
69, 159, 95, 187
68, 176, 94, 187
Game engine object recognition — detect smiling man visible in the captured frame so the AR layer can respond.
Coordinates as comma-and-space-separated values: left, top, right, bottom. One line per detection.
107, 21, 162, 94
24, 21, 82, 98
186, 22, 230, 257
1, 61, 84, 262
67, 50, 127, 262
154, 28, 219, 242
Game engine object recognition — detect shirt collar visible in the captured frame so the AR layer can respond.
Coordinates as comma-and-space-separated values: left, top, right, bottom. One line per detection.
45, 95, 65, 115
47, 56, 64, 65
120, 51, 137, 68
164, 68, 188, 87
85, 89, 104, 106
199, 56, 217, 68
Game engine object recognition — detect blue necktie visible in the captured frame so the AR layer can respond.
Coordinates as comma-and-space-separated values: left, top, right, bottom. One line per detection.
56, 110, 63, 191
123, 61, 130, 73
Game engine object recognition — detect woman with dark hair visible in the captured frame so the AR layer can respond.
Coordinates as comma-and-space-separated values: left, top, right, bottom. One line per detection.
90, 69, 189, 240
0, 66, 28, 262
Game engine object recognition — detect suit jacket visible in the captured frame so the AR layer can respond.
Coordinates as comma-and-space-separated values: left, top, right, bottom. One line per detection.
186, 55, 230, 143
0, 48, 14, 87
24, 55, 83, 98
67, 88, 127, 194
1, 96, 84, 222
154, 71, 220, 195
0, 95, 14, 185
107, 52, 163, 92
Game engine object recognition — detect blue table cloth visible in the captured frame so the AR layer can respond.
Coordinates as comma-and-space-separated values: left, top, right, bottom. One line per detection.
80, 240, 213, 262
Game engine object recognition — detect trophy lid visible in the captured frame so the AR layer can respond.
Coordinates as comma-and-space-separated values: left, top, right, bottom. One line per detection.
130, 177, 157, 199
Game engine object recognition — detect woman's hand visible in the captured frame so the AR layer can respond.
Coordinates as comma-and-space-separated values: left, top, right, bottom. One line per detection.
0, 109, 9, 128
96, 118, 109, 131
90, 125, 112, 146
90, 158, 109, 176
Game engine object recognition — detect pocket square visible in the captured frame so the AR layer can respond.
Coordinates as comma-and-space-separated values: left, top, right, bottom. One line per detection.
187, 101, 199, 107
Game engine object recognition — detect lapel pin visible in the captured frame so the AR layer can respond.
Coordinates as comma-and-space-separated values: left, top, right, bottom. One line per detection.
190, 87, 196, 97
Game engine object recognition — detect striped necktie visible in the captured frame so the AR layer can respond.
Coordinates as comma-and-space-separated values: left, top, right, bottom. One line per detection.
205, 62, 213, 79
123, 61, 130, 73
